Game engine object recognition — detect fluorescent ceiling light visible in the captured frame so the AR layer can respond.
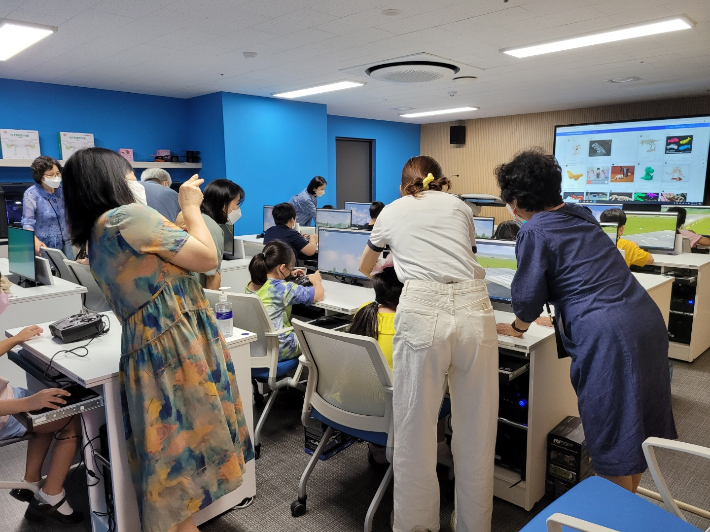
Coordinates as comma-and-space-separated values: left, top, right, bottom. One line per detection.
400, 107, 478, 118
273, 81, 364, 99
502, 16, 693, 58
0, 19, 56, 61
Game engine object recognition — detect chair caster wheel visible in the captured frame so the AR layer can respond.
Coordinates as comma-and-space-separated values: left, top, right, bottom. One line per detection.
255, 444, 261, 459
290, 499, 307, 517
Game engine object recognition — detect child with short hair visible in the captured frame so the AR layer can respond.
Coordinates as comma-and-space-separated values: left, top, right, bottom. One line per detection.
263, 202, 318, 256
600, 208, 654, 267
364, 201, 385, 231
246, 240, 324, 360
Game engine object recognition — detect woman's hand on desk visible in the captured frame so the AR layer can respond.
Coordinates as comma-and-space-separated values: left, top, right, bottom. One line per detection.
24, 388, 70, 412
496, 322, 523, 338
14, 325, 43, 344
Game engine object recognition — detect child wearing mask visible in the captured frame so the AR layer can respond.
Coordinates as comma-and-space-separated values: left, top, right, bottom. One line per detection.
246, 240, 324, 361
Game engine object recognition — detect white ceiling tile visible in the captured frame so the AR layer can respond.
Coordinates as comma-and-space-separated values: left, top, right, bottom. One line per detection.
374, 7, 472, 35
314, 8, 387, 35
93, 0, 173, 17
0, 0, 24, 18
252, 8, 337, 35
4, 0, 99, 26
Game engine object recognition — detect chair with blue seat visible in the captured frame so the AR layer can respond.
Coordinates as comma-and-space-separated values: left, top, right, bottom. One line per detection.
520, 437, 710, 532
290, 317, 394, 532
203, 289, 303, 459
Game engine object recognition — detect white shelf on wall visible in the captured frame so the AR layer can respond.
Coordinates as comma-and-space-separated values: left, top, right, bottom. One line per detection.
0, 159, 201, 169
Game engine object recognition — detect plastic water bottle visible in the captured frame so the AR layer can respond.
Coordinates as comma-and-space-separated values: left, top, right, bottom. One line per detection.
215, 287, 233, 338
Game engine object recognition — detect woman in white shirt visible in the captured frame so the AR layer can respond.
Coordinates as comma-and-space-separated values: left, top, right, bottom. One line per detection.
359, 156, 498, 532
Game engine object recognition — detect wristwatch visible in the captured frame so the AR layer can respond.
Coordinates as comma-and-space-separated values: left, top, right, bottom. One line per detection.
510, 321, 528, 334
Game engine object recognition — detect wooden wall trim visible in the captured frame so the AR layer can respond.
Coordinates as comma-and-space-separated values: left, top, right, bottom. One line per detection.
421, 95, 710, 222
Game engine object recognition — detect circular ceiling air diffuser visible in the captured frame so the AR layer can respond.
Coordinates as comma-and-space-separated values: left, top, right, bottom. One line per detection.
366, 61, 460, 84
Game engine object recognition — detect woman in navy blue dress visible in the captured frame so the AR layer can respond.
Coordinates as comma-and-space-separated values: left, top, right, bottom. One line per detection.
495, 148, 676, 492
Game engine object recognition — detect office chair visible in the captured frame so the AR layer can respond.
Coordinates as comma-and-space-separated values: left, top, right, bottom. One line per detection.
203, 290, 303, 459
63, 260, 110, 312
291, 318, 394, 532
520, 438, 710, 532
0, 435, 39, 497
40, 247, 79, 283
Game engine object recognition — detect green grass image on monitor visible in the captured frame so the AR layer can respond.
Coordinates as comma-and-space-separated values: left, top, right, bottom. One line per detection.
623, 216, 677, 236
477, 256, 518, 270
682, 211, 710, 235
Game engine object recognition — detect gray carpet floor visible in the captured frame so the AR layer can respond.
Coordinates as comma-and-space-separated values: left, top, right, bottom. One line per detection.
1, 354, 708, 532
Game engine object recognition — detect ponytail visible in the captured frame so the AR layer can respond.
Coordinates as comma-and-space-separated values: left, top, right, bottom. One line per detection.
248, 240, 295, 285
350, 302, 379, 340
401, 155, 452, 197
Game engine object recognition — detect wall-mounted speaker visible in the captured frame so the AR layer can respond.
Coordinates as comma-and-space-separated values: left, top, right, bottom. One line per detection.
450, 125, 466, 145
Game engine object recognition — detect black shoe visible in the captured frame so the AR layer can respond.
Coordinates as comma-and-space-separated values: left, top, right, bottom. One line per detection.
9, 488, 35, 503
25, 495, 84, 524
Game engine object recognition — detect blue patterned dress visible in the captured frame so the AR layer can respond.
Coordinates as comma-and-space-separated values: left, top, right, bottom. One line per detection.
288, 189, 317, 226
245, 279, 315, 361
89, 204, 253, 532
22, 184, 75, 259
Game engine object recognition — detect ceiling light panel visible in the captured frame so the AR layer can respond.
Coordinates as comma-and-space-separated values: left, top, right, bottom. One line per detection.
400, 107, 478, 118
273, 81, 364, 99
0, 19, 57, 61
502, 17, 694, 58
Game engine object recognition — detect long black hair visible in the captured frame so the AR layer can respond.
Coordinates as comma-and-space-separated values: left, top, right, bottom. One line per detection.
62, 148, 136, 245
248, 240, 296, 286
349, 267, 403, 340
201, 179, 245, 224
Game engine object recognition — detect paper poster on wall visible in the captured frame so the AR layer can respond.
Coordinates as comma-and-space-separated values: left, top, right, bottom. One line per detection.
58, 132, 94, 159
1, 129, 41, 159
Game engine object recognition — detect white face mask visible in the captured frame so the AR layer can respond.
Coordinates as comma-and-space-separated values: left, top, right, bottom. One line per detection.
126, 180, 147, 205
227, 207, 242, 224
507, 203, 526, 225
43, 177, 61, 189
315, 189, 325, 197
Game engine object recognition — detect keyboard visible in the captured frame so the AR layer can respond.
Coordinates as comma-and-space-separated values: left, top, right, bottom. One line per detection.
16, 384, 104, 430
291, 275, 313, 287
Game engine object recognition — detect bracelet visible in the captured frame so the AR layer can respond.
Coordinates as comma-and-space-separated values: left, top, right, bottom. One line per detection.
510, 320, 529, 334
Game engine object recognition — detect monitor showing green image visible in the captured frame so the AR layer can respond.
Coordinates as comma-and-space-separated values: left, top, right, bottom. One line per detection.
623, 212, 678, 252
661, 205, 710, 235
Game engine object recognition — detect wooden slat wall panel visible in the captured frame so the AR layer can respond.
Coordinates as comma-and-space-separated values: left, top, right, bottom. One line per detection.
421, 96, 710, 223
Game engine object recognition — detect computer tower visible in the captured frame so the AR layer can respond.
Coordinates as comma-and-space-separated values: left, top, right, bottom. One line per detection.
545, 416, 593, 500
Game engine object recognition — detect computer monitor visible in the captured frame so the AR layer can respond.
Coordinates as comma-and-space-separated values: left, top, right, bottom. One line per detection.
263, 206, 275, 232
600, 223, 618, 243
317, 228, 371, 279
623, 211, 678, 252
473, 217, 495, 239
662, 205, 710, 235
315, 209, 352, 229
475, 239, 517, 302
580, 203, 622, 222
8, 227, 36, 282
344, 202, 371, 226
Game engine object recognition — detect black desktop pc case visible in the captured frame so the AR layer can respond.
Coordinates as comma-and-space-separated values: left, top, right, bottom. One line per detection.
545, 416, 593, 500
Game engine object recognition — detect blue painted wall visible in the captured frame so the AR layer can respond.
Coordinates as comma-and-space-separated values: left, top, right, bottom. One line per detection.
221, 92, 328, 235
0, 78, 190, 183
186, 93, 227, 184
327, 115, 421, 206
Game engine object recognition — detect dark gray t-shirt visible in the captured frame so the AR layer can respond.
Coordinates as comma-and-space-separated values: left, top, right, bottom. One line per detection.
143, 181, 180, 223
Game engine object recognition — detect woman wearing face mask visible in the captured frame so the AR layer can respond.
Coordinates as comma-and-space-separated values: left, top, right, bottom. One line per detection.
495, 148, 676, 494
198, 179, 246, 289
22, 156, 75, 258
288, 175, 327, 226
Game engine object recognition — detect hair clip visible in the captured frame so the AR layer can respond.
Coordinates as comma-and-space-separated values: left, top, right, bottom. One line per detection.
422, 173, 435, 190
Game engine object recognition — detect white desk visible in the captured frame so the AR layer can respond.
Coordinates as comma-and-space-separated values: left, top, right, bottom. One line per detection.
0, 258, 87, 387
494, 310, 578, 510
632, 272, 673, 327
314, 280, 375, 315
234, 234, 265, 257
7, 314, 257, 532
647, 252, 710, 361
221, 258, 252, 293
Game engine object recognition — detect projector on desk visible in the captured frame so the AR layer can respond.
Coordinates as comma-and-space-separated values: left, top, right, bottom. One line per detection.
49, 313, 105, 343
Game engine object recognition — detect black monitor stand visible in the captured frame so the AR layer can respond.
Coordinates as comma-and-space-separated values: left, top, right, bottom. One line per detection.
6, 273, 39, 288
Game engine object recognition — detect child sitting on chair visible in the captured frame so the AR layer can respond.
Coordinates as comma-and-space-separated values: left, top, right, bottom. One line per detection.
0, 277, 83, 524
246, 240, 324, 361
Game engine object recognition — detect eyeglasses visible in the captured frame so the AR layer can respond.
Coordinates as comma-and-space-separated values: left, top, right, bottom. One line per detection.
43, 172, 61, 178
